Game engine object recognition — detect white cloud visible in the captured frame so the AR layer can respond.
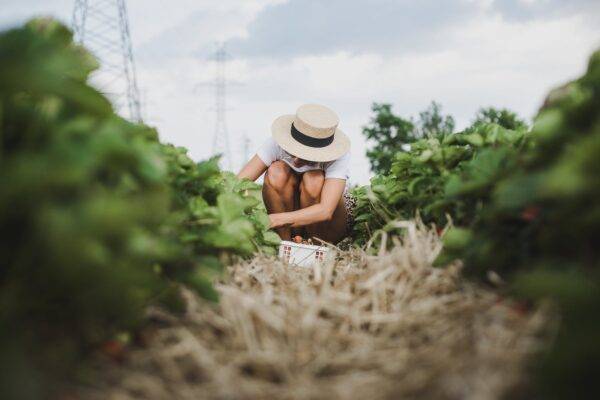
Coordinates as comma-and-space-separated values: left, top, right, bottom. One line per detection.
1, 0, 599, 185
134, 0, 284, 61
0, 0, 72, 29
148, 11, 598, 185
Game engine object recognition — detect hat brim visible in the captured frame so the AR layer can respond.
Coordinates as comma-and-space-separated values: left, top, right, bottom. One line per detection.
271, 114, 350, 162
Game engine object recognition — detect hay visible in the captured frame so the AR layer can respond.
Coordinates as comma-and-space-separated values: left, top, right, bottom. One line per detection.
79, 221, 549, 400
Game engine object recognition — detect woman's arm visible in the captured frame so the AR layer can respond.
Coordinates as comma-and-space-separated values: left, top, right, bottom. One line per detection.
237, 155, 268, 182
269, 178, 346, 228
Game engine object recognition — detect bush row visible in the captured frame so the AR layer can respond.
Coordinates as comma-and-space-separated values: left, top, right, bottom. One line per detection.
352, 123, 529, 245
0, 19, 278, 398
354, 49, 600, 398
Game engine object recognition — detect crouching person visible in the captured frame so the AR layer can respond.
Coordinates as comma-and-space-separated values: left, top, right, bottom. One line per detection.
237, 103, 356, 244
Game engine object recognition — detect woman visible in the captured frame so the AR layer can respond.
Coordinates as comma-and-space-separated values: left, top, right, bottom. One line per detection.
237, 103, 354, 244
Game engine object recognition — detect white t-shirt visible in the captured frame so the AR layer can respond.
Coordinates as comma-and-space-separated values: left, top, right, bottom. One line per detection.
256, 137, 351, 180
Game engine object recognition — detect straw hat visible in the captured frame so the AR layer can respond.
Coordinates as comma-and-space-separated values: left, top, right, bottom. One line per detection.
271, 103, 350, 162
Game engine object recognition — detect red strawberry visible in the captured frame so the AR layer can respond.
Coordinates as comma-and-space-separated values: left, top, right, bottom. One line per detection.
521, 205, 540, 221
100, 340, 126, 363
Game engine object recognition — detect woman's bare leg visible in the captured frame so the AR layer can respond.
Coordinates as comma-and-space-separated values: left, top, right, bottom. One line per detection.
299, 170, 348, 244
262, 161, 299, 240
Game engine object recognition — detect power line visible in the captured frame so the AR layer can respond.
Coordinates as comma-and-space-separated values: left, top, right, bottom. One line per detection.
72, 0, 142, 122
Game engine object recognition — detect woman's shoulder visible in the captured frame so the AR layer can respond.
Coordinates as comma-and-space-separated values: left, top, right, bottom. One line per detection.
327, 151, 351, 165
324, 151, 351, 180
256, 136, 286, 165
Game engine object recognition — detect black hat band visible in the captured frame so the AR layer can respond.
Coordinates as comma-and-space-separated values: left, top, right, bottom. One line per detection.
291, 122, 335, 148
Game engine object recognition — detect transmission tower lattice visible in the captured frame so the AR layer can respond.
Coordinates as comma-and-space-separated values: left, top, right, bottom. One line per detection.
242, 133, 251, 165
72, 0, 142, 122
211, 42, 233, 171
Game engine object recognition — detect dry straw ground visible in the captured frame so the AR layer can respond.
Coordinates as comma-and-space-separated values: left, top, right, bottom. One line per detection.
80, 221, 550, 400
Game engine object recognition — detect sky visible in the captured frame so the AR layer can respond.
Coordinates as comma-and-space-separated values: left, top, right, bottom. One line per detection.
1, 0, 599, 184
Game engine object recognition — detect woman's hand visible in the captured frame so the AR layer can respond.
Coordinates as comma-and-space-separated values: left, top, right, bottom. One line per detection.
268, 213, 291, 229
271, 178, 346, 228
268, 179, 346, 230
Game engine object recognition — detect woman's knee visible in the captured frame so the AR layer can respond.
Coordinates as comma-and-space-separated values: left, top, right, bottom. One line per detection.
300, 170, 325, 200
264, 161, 296, 191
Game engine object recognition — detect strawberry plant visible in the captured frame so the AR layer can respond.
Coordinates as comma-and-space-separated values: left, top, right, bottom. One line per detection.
158, 145, 280, 299
0, 19, 171, 397
438, 49, 600, 398
440, 49, 600, 279
356, 47, 600, 398
352, 123, 528, 245
0, 18, 279, 398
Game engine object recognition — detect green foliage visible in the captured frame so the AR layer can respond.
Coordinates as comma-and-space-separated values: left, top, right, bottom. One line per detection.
362, 103, 416, 174
158, 145, 279, 297
0, 19, 170, 398
362, 101, 456, 174
357, 48, 600, 398
441, 50, 600, 279
352, 123, 528, 245
0, 19, 279, 398
417, 101, 455, 138
438, 50, 600, 397
470, 106, 529, 131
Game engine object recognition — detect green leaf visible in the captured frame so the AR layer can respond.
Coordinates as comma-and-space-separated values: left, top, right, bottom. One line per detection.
462, 133, 484, 147
263, 231, 282, 246
442, 227, 472, 250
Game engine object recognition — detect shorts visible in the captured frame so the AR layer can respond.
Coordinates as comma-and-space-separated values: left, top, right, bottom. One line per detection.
342, 189, 357, 235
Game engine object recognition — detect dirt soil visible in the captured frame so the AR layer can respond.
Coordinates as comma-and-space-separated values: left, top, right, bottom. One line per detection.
77, 221, 549, 400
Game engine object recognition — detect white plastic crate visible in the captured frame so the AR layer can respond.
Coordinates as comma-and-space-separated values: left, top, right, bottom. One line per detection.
278, 240, 330, 268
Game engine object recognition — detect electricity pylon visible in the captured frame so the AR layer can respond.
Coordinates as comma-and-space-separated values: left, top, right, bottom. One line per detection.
211, 42, 233, 170
240, 132, 251, 171
72, 0, 142, 122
